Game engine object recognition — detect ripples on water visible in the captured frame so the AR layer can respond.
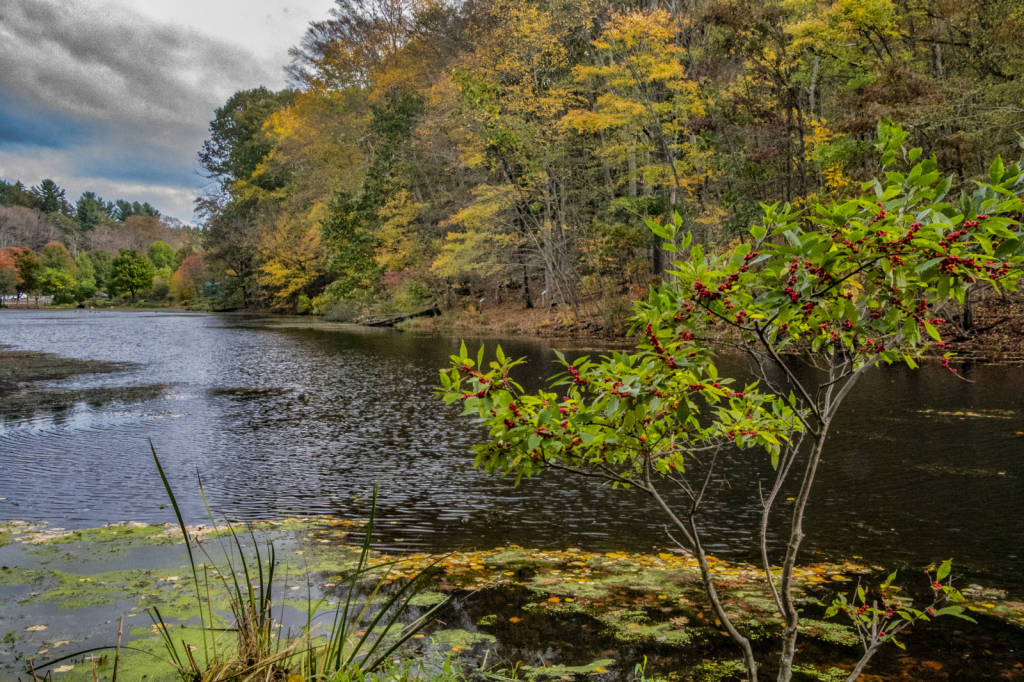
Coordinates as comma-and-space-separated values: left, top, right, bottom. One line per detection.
1, 311, 1021, 592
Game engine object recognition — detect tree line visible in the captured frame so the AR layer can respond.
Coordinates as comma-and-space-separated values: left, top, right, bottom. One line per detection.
193, 0, 1024, 321
0, 178, 205, 305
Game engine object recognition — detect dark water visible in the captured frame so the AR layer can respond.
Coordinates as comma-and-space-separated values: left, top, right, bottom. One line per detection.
1, 310, 1022, 593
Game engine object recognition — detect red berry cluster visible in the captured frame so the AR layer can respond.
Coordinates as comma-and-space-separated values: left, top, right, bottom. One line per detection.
566, 363, 588, 386
645, 322, 677, 369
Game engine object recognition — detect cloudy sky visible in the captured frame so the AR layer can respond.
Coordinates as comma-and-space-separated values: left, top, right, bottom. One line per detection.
0, 0, 337, 221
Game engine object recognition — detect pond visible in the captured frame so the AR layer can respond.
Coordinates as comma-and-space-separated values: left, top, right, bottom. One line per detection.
1, 310, 1022, 596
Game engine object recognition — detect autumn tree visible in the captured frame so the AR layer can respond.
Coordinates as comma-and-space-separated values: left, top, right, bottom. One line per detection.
0, 250, 17, 303
11, 248, 41, 300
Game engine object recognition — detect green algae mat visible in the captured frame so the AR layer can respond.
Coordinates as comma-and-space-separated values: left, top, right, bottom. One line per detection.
1, 519, 1022, 682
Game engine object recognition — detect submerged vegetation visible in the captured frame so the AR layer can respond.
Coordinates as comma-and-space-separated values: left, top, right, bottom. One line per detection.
3, 516, 1023, 681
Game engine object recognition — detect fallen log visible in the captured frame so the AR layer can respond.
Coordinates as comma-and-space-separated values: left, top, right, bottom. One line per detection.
361, 302, 441, 327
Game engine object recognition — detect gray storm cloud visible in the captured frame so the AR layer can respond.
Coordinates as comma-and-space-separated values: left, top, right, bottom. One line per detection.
0, 0, 283, 216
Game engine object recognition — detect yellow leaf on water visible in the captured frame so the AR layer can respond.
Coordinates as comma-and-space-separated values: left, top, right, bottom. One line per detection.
548, 596, 561, 603
288, 675, 305, 682
53, 665, 74, 674
412, 634, 425, 639
594, 668, 607, 673
565, 598, 574, 602
355, 631, 365, 636
509, 617, 522, 623
503, 571, 515, 576
25, 625, 48, 632
452, 646, 465, 652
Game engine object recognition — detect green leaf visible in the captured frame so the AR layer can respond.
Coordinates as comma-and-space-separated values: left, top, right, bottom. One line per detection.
937, 275, 951, 302
936, 559, 951, 582
923, 320, 941, 342
990, 156, 1005, 184
675, 399, 690, 424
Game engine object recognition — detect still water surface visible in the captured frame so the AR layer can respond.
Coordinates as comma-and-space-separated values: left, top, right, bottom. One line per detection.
1, 311, 1021, 591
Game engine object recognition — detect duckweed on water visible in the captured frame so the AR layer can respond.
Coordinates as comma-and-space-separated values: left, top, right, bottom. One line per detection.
521, 658, 615, 680
3, 519, 1024, 681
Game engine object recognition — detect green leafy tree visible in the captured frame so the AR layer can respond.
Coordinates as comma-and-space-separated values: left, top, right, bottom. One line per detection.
147, 241, 176, 269
110, 248, 155, 300
75, 277, 98, 302
0, 268, 16, 303
82, 250, 113, 291
198, 87, 297, 189
439, 122, 1022, 682
320, 91, 423, 298
40, 267, 78, 304
74, 253, 97, 302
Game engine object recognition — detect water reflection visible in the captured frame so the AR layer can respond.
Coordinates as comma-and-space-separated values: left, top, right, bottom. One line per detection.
0, 310, 1021, 593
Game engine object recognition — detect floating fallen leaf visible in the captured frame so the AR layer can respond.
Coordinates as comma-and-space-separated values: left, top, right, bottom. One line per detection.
355, 631, 365, 636
509, 617, 521, 623
53, 665, 74, 674
288, 675, 305, 682
78, 578, 92, 582
26, 625, 48, 632
594, 667, 607, 673
411, 634, 425, 639
162, 576, 179, 582
503, 571, 515, 576
452, 646, 465, 653
548, 596, 561, 603
565, 598, 574, 602
670, 617, 689, 627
